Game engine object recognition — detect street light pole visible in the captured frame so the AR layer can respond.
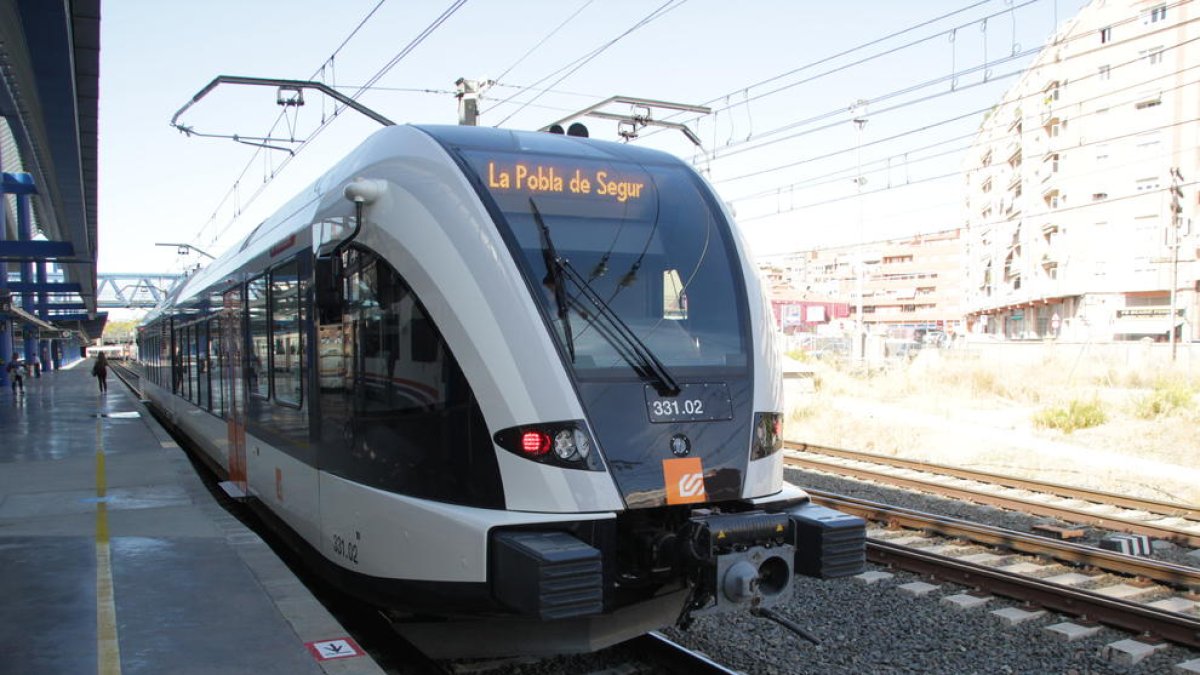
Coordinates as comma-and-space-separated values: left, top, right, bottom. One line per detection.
1169, 167, 1183, 362
852, 100, 868, 365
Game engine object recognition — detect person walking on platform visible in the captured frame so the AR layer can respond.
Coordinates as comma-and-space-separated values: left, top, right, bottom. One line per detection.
6, 353, 25, 396
92, 352, 109, 393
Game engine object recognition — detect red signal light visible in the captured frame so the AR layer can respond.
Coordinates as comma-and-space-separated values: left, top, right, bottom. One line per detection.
520, 430, 551, 456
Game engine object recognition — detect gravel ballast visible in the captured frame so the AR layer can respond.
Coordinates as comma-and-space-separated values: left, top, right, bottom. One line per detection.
653, 468, 1198, 674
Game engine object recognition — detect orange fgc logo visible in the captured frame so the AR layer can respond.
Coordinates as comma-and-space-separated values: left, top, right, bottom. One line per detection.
663, 457, 707, 504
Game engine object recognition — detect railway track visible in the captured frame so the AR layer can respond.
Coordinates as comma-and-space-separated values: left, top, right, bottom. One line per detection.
108, 361, 142, 398
808, 490, 1200, 649
623, 632, 743, 674
785, 441, 1200, 547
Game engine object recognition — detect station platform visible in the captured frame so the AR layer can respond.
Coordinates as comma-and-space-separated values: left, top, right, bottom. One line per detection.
0, 360, 386, 675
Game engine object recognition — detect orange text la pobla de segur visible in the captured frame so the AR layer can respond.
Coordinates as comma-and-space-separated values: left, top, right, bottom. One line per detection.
487, 161, 645, 203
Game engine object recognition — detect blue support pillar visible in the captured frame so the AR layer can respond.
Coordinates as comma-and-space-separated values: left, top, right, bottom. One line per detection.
0, 141, 8, 388
37, 259, 49, 373
0, 321, 10, 389
17, 192, 35, 369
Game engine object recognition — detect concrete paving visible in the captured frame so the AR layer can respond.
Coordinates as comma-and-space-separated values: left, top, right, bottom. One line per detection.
0, 360, 384, 674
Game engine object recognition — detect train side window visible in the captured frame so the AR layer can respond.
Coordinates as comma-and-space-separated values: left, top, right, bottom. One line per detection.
209, 318, 223, 416
182, 324, 192, 401
247, 275, 270, 399
196, 322, 209, 410
315, 246, 502, 508
271, 260, 303, 407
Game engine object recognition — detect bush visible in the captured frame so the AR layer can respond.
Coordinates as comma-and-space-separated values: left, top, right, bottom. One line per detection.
1133, 381, 1195, 419
1033, 399, 1107, 434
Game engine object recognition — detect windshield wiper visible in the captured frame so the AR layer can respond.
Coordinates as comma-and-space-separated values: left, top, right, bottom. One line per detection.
558, 259, 681, 396
530, 198, 575, 362
528, 199, 680, 396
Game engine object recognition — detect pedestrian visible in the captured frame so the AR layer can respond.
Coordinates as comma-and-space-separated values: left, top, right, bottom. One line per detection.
92, 352, 109, 393
6, 352, 24, 396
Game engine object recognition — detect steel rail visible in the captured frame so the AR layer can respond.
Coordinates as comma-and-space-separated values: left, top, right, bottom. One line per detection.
808, 490, 1200, 590
868, 538, 1200, 649
787, 442, 1200, 519
627, 631, 743, 675
107, 362, 143, 399
785, 445, 1200, 547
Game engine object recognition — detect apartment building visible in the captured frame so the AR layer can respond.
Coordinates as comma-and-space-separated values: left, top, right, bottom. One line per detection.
963, 0, 1199, 342
759, 228, 966, 334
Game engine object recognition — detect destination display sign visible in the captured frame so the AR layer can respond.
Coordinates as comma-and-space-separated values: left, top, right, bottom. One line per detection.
485, 160, 646, 203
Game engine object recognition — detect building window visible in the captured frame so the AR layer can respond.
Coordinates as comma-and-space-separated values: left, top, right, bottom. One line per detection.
1136, 177, 1160, 192
1098, 64, 1111, 80
1100, 26, 1112, 44
1145, 4, 1167, 23
1092, 192, 1108, 201
1142, 47, 1165, 66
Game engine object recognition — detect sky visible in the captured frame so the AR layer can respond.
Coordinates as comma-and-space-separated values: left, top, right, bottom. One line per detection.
97, 0, 1090, 277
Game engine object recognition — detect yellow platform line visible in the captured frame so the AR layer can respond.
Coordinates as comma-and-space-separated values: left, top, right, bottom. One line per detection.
95, 416, 122, 675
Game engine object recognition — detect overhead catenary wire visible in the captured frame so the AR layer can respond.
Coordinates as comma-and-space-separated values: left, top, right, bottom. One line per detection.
650, 0, 1194, 145
703, 5, 1200, 172
492, 0, 596, 85
486, 0, 690, 127
188, 0, 389, 252
638, 0, 1047, 142
729, 47, 1200, 204
739, 114, 1200, 224
715, 24, 1200, 194
751, 148, 1200, 260
199, 0, 469, 251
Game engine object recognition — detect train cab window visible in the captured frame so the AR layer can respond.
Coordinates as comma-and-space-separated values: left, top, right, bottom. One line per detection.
458, 149, 749, 376
271, 261, 303, 407
314, 247, 502, 509
247, 275, 270, 398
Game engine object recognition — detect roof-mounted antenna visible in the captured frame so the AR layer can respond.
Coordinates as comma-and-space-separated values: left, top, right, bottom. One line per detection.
539, 96, 710, 147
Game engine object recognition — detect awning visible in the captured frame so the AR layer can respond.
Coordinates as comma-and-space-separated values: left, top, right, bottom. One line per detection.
1111, 319, 1184, 336
5, 305, 58, 332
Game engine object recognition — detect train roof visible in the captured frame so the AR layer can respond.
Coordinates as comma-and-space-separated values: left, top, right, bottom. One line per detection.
414, 124, 689, 167
141, 124, 692, 325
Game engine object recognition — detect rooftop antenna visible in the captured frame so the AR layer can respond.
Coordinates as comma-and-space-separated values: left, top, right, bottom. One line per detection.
539, 96, 711, 147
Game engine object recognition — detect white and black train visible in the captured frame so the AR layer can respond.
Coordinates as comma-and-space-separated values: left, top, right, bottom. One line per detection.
136, 124, 865, 656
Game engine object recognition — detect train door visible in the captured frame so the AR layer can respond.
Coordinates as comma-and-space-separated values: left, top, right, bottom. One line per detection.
222, 288, 248, 496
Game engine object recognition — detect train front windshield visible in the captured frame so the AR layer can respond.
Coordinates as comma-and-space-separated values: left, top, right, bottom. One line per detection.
461, 150, 748, 376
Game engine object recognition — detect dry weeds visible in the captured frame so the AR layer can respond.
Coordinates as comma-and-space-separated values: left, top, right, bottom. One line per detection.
784, 347, 1200, 506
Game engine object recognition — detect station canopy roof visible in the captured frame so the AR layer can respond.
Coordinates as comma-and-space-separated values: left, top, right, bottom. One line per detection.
0, 0, 102, 338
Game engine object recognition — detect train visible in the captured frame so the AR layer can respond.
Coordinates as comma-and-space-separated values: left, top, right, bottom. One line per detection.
86, 343, 133, 361
135, 124, 865, 657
